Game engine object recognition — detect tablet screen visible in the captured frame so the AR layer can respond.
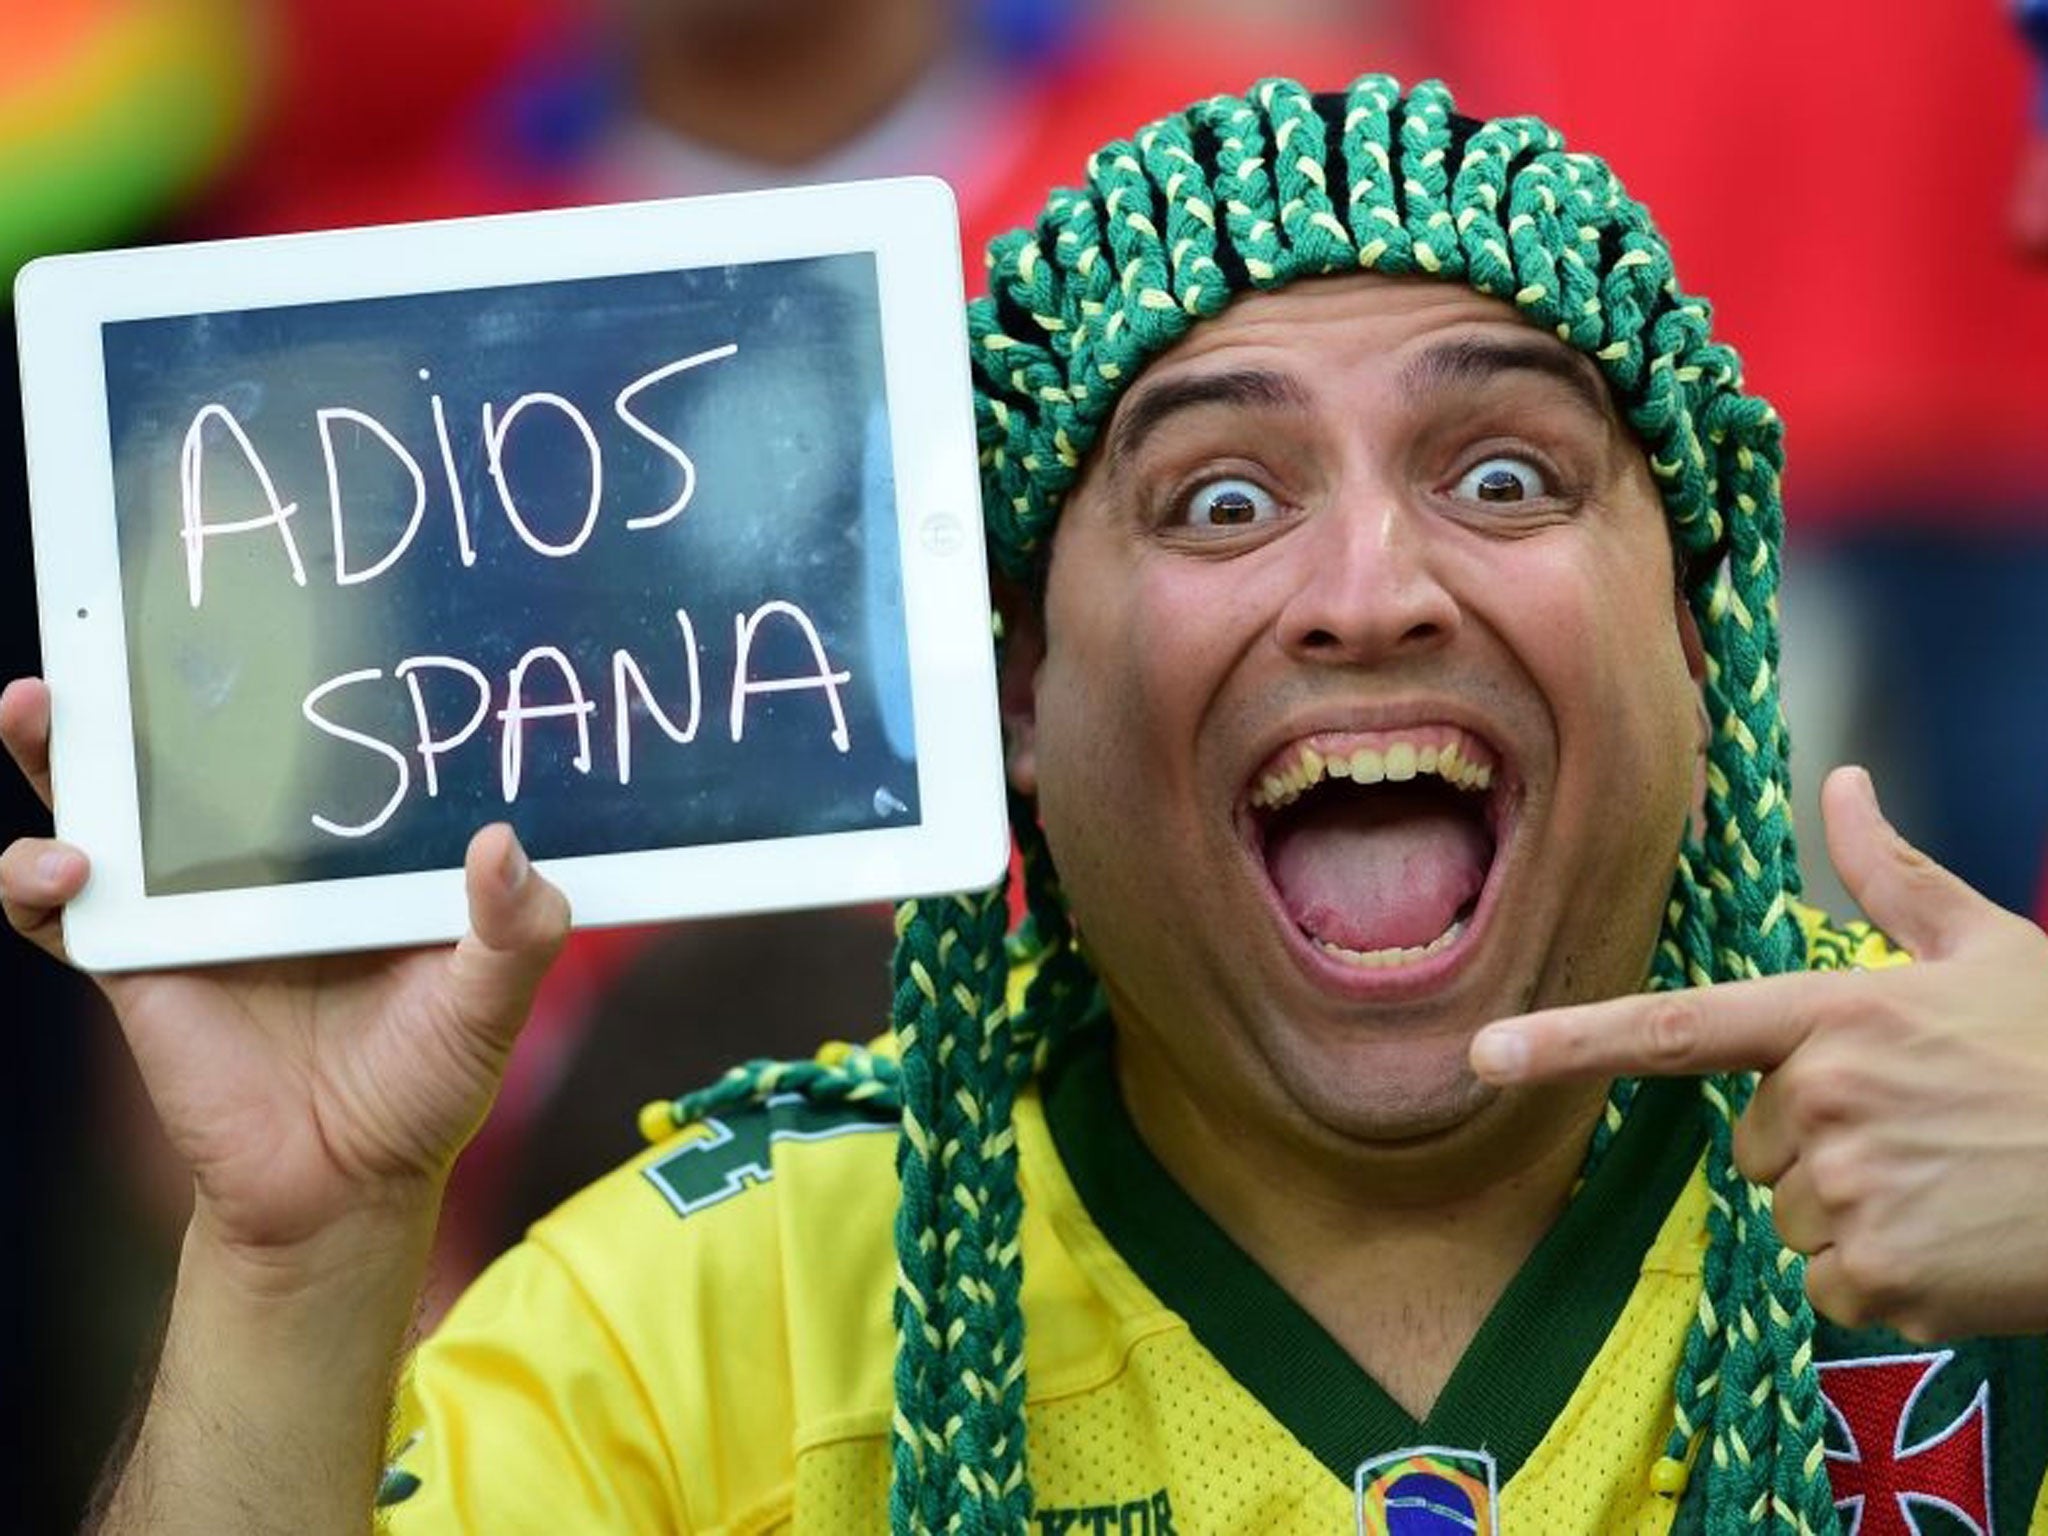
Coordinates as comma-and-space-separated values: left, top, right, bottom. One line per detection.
101, 251, 919, 895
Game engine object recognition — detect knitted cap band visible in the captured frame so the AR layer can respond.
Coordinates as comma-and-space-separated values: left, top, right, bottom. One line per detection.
968, 76, 1779, 596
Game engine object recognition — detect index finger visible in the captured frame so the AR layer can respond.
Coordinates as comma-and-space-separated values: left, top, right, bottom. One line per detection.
1469, 971, 1839, 1084
0, 678, 54, 813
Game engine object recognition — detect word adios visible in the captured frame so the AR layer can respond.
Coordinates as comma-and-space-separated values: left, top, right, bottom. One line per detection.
176, 343, 741, 604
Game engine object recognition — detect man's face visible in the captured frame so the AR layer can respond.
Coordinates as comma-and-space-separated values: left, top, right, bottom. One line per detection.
1006, 274, 1706, 1153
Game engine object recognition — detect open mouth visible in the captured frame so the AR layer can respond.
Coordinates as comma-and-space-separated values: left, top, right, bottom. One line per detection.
1245, 728, 1505, 972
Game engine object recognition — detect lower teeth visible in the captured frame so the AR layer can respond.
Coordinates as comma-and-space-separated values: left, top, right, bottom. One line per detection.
1313, 918, 1467, 969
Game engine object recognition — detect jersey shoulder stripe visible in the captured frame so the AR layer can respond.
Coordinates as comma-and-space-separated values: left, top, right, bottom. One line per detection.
641, 1088, 898, 1220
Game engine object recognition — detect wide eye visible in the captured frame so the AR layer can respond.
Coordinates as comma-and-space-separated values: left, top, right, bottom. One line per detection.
1452, 456, 1549, 504
1177, 476, 1282, 528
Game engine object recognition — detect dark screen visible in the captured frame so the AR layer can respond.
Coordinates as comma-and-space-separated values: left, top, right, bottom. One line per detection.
101, 253, 919, 894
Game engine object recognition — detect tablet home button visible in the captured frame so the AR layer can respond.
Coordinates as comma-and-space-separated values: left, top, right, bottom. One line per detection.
919, 512, 966, 557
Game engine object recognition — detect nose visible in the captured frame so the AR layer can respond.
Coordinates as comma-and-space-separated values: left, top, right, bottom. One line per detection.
1272, 494, 1460, 663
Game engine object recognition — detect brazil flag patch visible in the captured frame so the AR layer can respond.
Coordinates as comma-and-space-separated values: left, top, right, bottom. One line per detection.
1354, 1446, 1498, 1536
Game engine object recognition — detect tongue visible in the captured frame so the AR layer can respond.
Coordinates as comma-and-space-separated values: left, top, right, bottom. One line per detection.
1264, 783, 1491, 953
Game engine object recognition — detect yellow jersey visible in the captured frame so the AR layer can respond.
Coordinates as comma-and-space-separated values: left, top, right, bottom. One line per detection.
381, 917, 2048, 1533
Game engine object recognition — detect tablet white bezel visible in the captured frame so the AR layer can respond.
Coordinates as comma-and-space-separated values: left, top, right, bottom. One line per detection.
16, 177, 1007, 972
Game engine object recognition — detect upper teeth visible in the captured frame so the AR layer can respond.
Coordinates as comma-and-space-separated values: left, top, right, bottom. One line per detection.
1251, 736, 1495, 811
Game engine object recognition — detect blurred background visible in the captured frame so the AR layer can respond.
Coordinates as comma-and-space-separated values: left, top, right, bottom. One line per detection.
5, 0, 2046, 1525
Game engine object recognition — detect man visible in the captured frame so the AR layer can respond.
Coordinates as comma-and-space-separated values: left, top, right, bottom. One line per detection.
7, 74, 2048, 1535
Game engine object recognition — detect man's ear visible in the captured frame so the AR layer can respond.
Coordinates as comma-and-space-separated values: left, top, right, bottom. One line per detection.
1674, 588, 1712, 830
994, 575, 1045, 797
1673, 586, 1709, 688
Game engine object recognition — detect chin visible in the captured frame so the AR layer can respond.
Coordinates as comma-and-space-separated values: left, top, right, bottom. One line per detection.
1271, 1031, 1499, 1147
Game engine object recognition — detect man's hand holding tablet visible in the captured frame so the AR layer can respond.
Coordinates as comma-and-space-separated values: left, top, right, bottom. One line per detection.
14, 179, 1003, 971
3, 672, 567, 1532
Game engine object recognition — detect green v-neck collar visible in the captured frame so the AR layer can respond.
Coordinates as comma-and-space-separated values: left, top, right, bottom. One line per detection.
1041, 1027, 1703, 1484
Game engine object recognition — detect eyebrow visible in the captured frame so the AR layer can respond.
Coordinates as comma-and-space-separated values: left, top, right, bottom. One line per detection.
1098, 331, 1617, 477
1396, 334, 1615, 422
1101, 369, 1312, 476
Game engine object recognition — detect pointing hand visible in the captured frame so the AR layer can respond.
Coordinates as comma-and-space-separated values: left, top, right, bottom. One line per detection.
1471, 766, 2048, 1340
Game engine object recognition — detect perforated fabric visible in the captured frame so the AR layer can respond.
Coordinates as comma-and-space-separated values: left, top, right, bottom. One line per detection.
383, 1075, 1718, 1533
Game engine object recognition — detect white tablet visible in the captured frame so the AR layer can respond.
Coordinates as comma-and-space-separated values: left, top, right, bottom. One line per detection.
16, 177, 1007, 971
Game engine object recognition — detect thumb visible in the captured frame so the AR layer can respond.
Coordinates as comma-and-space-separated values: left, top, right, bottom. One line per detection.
1821, 765, 1988, 960
446, 824, 571, 1048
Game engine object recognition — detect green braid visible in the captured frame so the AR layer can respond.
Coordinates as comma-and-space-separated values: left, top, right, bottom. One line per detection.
884, 889, 1025, 1535
650, 73, 1841, 1535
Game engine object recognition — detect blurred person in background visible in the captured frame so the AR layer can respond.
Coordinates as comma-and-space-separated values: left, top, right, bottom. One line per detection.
199, 0, 1414, 255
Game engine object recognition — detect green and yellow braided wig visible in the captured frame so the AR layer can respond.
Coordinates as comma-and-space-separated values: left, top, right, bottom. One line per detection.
653, 74, 1843, 1536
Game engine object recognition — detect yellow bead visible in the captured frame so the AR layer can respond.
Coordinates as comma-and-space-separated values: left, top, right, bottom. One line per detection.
1649, 1456, 1690, 1496
638, 1099, 678, 1144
